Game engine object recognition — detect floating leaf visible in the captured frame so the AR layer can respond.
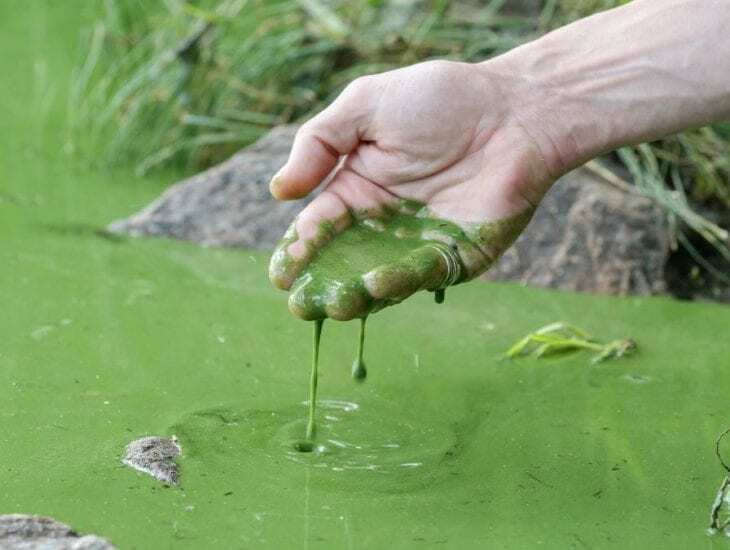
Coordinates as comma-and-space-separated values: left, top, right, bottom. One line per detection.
503, 321, 636, 364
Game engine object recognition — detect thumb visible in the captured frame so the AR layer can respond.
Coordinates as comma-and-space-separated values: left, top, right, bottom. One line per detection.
270, 77, 374, 200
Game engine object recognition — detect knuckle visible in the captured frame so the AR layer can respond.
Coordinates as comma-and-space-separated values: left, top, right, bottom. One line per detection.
344, 75, 374, 97
297, 119, 319, 139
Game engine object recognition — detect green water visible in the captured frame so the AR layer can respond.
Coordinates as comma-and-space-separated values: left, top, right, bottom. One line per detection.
4, 3, 730, 548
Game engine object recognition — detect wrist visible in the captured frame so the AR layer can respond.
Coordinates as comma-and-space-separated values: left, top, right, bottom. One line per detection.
480, 0, 730, 180
478, 43, 611, 180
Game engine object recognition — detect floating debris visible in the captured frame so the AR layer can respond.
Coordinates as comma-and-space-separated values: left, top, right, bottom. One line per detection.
30, 325, 54, 341
623, 373, 651, 384
709, 429, 730, 535
0, 514, 115, 549
122, 435, 181, 485
503, 322, 636, 364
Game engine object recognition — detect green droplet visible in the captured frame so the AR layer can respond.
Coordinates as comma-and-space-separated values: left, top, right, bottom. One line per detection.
352, 317, 367, 382
294, 440, 315, 453
434, 288, 445, 304
352, 359, 367, 381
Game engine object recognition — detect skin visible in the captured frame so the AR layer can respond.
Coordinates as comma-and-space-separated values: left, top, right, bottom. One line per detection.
269, 0, 730, 442
269, 0, 730, 318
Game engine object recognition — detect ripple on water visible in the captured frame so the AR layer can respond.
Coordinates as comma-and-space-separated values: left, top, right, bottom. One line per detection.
169, 398, 458, 492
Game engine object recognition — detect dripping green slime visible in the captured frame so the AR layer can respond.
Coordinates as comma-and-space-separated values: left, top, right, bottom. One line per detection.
276, 205, 532, 448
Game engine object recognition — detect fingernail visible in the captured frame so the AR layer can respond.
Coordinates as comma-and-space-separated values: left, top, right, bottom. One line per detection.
269, 170, 284, 198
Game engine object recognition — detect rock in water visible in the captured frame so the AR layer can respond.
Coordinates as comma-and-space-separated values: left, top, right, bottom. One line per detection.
0, 514, 115, 549
121, 436, 181, 485
109, 125, 670, 297
108, 125, 311, 249
485, 170, 670, 295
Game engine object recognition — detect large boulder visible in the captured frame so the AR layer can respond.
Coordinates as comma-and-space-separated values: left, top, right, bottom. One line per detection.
486, 170, 669, 295
109, 125, 670, 296
109, 126, 308, 249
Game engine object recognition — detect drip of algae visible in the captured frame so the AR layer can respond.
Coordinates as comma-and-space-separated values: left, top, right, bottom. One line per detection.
296, 319, 324, 453
352, 317, 368, 381
307, 318, 323, 441
434, 288, 445, 304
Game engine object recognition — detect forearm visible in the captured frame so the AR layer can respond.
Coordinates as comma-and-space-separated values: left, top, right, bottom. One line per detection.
483, 0, 730, 178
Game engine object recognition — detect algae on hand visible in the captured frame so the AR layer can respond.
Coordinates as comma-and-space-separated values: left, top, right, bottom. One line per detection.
269, 201, 531, 321
269, 201, 532, 447
269, 201, 532, 322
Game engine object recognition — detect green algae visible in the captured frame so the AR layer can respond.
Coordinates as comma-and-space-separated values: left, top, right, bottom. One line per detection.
269, 213, 351, 293
434, 288, 446, 304
5, 4, 730, 549
281, 211, 462, 321
272, 206, 531, 447
271, 205, 532, 322
305, 319, 324, 443
351, 317, 368, 381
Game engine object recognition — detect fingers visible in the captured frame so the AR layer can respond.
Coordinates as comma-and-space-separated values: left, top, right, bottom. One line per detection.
269, 167, 397, 291
270, 78, 375, 201
363, 244, 451, 303
288, 279, 371, 322
272, 205, 535, 322
268, 191, 352, 291
279, 223, 510, 321
453, 239, 495, 281
287, 244, 449, 322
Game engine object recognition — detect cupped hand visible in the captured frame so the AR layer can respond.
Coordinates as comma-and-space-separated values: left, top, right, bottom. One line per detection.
269, 59, 561, 319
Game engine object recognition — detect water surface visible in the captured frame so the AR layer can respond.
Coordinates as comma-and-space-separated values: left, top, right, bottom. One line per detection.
2, 3, 730, 548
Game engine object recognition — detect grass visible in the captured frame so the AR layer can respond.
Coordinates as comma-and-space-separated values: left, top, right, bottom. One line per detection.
503, 321, 637, 364
68, 0, 730, 276
67, 0, 531, 175
616, 144, 730, 283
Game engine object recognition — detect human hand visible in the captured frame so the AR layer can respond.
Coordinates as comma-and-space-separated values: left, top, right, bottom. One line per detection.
268, 0, 730, 320
268, 60, 558, 319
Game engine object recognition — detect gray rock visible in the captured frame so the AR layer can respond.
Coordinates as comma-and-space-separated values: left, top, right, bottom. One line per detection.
121, 436, 181, 486
109, 125, 670, 296
486, 170, 670, 295
108, 125, 309, 250
0, 515, 115, 549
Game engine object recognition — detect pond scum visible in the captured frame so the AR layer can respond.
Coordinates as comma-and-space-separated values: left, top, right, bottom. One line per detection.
6, 2, 730, 547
